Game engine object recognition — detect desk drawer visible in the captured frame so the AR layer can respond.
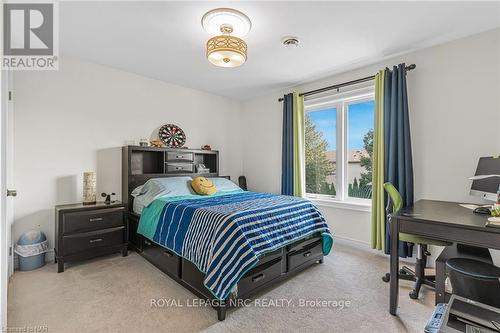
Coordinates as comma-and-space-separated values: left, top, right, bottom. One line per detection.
142, 238, 180, 277
63, 207, 124, 234
63, 226, 124, 255
166, 152, 194, 162
287, 240, 322, 271
166, 163, 194, 173
399, 221, 500, 250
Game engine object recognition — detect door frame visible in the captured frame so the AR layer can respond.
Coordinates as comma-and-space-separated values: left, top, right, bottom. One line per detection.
1, 67, 13, 329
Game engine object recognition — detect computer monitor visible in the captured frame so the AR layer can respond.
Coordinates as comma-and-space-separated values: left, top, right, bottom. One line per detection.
470, 156, 500, 201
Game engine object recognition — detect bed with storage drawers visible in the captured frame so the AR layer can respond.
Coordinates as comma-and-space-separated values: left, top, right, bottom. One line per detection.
122, 146, 333, 321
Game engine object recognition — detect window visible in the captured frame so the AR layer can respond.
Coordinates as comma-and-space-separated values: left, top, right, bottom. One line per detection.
347, 100, 374, 199
305, 88, 374, 204
305, 107, 337, 196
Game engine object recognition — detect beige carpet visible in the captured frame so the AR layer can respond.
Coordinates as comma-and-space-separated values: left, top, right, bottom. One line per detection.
8, 241, 435, 333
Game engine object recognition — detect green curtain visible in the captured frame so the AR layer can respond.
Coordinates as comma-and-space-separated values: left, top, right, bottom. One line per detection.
292, 92, 305, 197
371, 71, 385, 250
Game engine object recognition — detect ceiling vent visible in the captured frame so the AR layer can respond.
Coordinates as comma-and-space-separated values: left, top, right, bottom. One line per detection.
282, 36, 299, 48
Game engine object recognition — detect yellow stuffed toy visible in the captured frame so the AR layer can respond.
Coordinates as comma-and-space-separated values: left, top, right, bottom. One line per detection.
191, 177, 217, 195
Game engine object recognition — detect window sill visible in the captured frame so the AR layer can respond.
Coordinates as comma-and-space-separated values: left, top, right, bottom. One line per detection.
307, 197, 372, 213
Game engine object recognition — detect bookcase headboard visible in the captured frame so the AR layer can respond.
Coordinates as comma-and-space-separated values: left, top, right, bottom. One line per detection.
122, 146, 219, 212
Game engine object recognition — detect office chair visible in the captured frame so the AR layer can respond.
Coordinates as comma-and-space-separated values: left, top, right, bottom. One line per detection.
446, 258, 500, 308
381, 182, 453, 299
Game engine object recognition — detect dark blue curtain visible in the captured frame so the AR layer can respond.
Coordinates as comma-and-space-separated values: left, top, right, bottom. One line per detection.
383, 64, 414, 258
281, 93, 294, 195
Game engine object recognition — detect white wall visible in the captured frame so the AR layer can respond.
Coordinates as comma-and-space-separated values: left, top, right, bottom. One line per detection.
11, 29, 500, 262
12, 58, 243, 260
242, 28, 500, 246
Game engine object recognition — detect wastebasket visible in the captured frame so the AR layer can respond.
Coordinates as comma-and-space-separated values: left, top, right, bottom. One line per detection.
15, 230, 49, 271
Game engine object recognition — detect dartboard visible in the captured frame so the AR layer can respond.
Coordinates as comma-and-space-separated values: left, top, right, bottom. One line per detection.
158, 124, 186, 148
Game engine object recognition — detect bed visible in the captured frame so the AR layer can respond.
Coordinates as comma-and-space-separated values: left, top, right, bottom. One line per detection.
122, 146, 333, 320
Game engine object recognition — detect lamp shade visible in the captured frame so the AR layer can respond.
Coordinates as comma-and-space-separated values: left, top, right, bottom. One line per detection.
206, 35, 247, 68
83, 172, 96, 205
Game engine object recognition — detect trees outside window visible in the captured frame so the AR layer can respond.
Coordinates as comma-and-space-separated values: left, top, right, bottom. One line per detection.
305, 114, 336, 195
305, 93, 374, 202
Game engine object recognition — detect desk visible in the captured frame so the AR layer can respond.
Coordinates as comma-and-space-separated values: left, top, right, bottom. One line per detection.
389, 200, 500, 315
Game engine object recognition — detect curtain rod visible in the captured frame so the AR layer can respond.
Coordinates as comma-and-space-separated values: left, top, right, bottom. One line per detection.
278, 64, 416, 102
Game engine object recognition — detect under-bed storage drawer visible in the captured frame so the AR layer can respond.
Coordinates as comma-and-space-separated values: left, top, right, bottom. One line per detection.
255, 248, 283, 267
287, 234, 322, 253
181, 259, 213, 296
142, 238, 180, 278
287, 239, 323, 271
238, 258, 282, 298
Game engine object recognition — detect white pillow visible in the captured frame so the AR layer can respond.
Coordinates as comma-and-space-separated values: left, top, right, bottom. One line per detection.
132, 177, 195, 207
211, 178, 243, 193
131, 185, 144, 197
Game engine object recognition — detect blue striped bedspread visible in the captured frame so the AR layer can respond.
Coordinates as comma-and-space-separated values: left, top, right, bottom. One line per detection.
137, 191, 333, 300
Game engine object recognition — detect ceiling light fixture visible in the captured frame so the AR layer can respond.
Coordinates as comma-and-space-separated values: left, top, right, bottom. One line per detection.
202, 8, 251, 68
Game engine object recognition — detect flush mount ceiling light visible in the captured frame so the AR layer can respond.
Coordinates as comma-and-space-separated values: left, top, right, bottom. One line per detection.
206, 34, 247, 68
202, 8, 251, 68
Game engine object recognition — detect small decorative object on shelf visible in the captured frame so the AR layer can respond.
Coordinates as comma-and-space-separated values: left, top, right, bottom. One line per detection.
496, 184, 500, 205
159, 124, 186, 148
492, 185, 500, 217
491, 204, 500, 217
82, 172, 96, 205
150, 139, 163, 148
201, 144, 211, 150
139, 138, 149, 147
101, 192, 116, 204
197, 164, 210, 173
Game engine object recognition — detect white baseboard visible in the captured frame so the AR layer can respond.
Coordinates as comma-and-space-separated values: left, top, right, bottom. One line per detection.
333, 235, 417, 265
333, 234, 370, 247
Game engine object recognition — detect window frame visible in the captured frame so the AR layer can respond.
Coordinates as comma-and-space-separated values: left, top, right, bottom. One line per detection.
304, 86, 374, 210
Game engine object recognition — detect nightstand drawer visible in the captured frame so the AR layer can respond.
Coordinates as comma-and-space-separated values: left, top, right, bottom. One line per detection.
63, 207, 124, 234
63, 226, 124, 255
166, 163, 194, 173
166, 152, 194, 162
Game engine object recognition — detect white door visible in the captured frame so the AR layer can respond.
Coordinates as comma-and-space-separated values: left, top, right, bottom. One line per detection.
1, 68, 14, 328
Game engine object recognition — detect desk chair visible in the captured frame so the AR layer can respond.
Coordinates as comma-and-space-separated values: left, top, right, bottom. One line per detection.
381, 182, 452, 299
446, 258, 500, 308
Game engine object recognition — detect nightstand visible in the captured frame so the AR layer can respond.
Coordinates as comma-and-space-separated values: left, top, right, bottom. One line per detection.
54, 201, 128, 273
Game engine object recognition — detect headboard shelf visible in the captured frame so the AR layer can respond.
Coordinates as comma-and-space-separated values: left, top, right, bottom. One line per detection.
122, 146, 219, 211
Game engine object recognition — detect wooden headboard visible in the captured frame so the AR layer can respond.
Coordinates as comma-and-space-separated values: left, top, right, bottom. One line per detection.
122, 146, 219, 212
